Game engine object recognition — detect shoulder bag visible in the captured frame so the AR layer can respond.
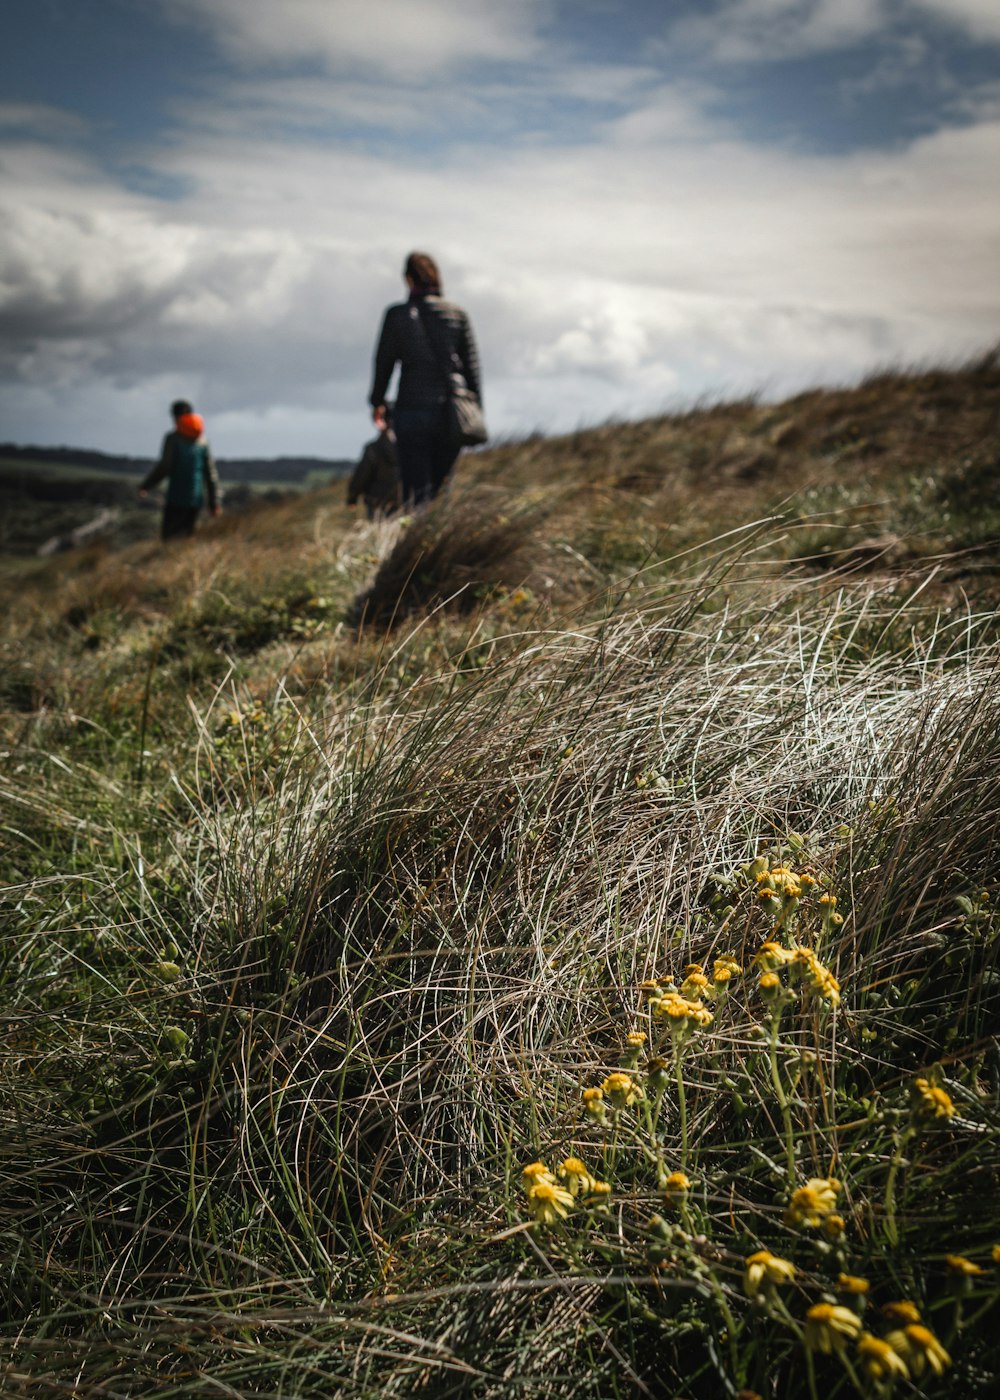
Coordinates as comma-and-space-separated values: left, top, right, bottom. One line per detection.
415, 301, 488, 449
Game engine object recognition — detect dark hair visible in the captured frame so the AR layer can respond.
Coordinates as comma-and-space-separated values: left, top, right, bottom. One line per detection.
171, 399, 193, 417
404, 251, 441, 294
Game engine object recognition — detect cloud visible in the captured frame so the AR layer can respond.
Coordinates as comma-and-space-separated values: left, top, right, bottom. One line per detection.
1, 0, 998, 460
669, 0, 889, 64
910, 0, 1000, 42
668, 0, 1000, 65
168, 0, 551, 79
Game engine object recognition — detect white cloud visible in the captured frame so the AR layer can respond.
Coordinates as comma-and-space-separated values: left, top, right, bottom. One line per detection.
909, 0, 1000, 42
670, 0, 889, 64
168, 0, 550, 78
1, 42, 998, 458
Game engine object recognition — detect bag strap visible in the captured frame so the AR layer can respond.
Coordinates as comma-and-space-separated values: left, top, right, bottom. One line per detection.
414, 299, 469, 398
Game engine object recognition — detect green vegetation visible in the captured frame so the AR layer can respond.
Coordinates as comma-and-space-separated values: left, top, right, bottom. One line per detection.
2, 358, 999, 1397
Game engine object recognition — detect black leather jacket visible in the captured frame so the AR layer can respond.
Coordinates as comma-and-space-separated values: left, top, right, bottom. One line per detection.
369, 294, 481, 410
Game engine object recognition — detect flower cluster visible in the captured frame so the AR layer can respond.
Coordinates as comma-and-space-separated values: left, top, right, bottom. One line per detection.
784, 1176, 842, 1229
744, 1249, 796, 1297
911, 1075, 955, 1121
752, 940, 841, 1007
521, 1158, 609, 1226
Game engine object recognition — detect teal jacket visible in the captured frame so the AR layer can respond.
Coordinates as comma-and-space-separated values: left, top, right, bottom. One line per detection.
142, 431, 220, 511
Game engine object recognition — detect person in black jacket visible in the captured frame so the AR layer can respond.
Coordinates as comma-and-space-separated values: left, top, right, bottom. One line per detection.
368, 251, 482, 507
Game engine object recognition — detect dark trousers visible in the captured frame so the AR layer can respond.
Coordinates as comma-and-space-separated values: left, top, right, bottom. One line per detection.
394, 403, 460, 507
162, 505, 199, 540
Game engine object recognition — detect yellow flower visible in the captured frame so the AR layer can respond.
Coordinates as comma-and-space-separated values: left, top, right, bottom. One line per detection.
682, 963, 705, 978
785, 1177, 841, 1228
713, 955, 742, 979
881, 1300, 921, 1326
663, 1170, 691, 1201
558, 1157, 604, 1197
588, 1180, 612, 1200
758, 970, 782, 996
792, 947, 841, 1006
885, 1324, 950, 1379
625, 1031, 647, 1048
837, 1273, 870, 1295
652, 993, 714, 1033
755, 941, 794, 971
526, 1179, 574, 1226
804, 1303, 862, 1353
582, 1087, 608, 1123
857, 1333, 909, 1383
911, 1077, 955, 1120
993, 1244, 1000, 1264
601, 1072, 642, 1109
521, 1161, 555, 1185
744, 1250, 796, 1296
945, 1254, 985, 1277
679, 971, 710, 999
638, 979, 662, 1000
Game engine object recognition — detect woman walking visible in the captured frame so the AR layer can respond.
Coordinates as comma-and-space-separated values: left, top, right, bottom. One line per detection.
368, 252, 483, 507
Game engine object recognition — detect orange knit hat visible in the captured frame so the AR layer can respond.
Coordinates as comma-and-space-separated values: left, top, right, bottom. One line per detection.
176, 412, 205, 439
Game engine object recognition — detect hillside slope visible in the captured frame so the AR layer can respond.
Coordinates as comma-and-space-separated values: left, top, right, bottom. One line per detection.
1, 360, 999, 1399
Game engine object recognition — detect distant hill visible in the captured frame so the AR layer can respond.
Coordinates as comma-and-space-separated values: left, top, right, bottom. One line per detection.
0, 443, 353, 484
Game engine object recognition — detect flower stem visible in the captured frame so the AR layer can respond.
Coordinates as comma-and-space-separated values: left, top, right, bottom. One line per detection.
883, 1124, 913, 1247
673, 1043, 688, 1172
768, 1012, 796, 1180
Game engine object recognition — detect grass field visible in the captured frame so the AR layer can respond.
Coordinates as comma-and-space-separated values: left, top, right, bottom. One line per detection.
1, 357, 999, 1398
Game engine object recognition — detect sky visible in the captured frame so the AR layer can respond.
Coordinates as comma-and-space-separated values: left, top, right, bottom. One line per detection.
1, 0, 998, 460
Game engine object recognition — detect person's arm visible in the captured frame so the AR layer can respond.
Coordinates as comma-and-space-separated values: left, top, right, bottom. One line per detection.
139, 433, 174, 494
459, 314, 482, 402
203, 444, 221, 514
369, 309, 399, 417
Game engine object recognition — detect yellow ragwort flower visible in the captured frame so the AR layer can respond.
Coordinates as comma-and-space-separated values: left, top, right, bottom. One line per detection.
792, 947, 841, 1006
663, 1170, 691, 1201
682, 963, 705, 978
881, 1301, 921, 1326
755, 941, 794, 971
652, 992, 714, 1032
857, 1333, 909, 1384
521, 1161, 555, 1185
679, 971, 710, 999
582, 1087, 608, 1123
837, 1273, 870, 1295
744, 1250, 796, 1296
911, 1076, 955, 1120
945, 1254, 986, 1278
885, 1324, 951, 1379
558, 1157, 603, 1197
713, 954, 743, 978
822, 1213, 846, 1241
626, 1031, 647, 1048
526, 1179, 575, 1226
804, 1303, 862, 1353
601, 1071, 642, 1109
785, 1177, 841, 1228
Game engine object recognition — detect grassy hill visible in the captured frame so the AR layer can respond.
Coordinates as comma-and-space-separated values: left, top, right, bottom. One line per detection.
1, 357, 999, 1398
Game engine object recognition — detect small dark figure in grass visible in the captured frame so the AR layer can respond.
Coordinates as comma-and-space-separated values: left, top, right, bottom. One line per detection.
139, 399, 222, 541
347, 406, 401, 519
